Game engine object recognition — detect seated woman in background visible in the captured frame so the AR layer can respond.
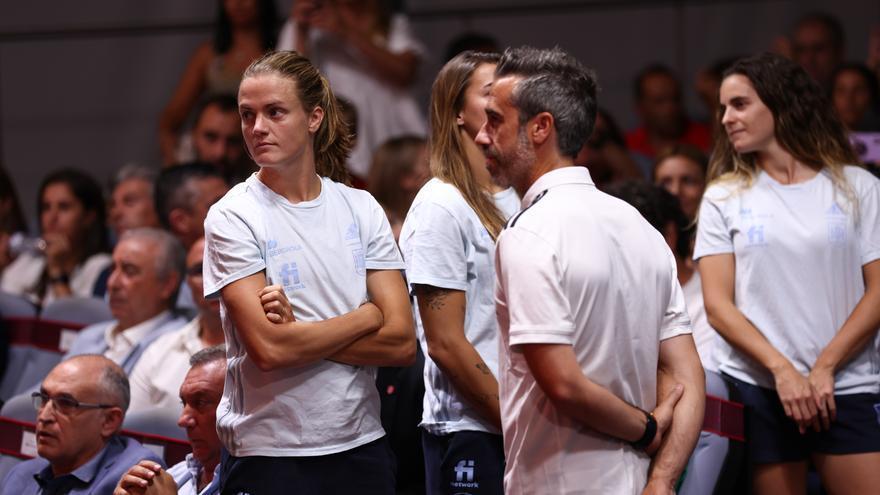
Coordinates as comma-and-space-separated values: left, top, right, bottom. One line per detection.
278, 0, 427, 180
367, 135, 429, 241
1, 168, 111, 306
0, 165, 28, 273
159, 0, 278, 166
653, 144, 708, 221
831, 62, 880, 132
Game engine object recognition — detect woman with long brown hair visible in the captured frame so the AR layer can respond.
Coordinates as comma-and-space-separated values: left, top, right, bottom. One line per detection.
398, 51, 518, 495
695, 52, 880, 494
202, 50, 414, 494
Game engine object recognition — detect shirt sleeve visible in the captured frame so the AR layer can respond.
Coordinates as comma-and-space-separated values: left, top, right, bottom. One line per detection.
693, 187, 734, 261
661, 251, 693, 340
857, 173, 880, 265
203, 203, 265, 299
496, 227, 575, 346
364, 195, 406, 271
386, 14, 426, 57
403, 201, 469, 292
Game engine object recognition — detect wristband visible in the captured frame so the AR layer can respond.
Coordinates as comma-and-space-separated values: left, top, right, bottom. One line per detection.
48, 273, 70, 285
630, 410, 657, 451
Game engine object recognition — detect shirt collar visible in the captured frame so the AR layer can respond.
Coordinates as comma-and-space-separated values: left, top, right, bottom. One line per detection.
106, 310, 173, 349
184, 453, 221, 494
521, 166, 594, 208
34, 437, 118, 489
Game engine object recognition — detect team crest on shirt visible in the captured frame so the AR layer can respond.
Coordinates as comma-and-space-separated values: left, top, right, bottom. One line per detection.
826, 203, 847, 244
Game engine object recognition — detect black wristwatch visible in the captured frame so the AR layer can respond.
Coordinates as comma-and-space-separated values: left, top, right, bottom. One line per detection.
630, 410, 657, 451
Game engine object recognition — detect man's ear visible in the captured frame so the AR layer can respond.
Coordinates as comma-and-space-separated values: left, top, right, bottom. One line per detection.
101, 407, 124, 438
530, 112, 554, 146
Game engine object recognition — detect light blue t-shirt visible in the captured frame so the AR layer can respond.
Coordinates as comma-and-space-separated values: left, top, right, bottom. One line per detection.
694, 166, 880, 394
203, 174, 405, 456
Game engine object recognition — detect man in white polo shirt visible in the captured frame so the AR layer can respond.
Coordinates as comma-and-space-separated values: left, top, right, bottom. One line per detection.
475, 46, 705, 495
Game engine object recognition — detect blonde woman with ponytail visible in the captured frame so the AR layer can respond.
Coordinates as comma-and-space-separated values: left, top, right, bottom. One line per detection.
399, 51, 519, 495
202, 50, 414, 494
696, 52, 880, 494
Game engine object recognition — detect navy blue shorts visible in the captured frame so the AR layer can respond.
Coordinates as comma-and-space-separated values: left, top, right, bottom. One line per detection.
422, 429, 504, 495
724, 375, 880, 464
219, 437, 396, 495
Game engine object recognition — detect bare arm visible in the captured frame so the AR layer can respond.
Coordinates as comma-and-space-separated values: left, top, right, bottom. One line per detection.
158, 43, 211, 166
220, 270, 382, 371
414, 284, 501, 430
328, 269, 416, 367
645, 334, 705, 493
700, 254, 819, 432
809, 259, 880, 426
521, 343, 682, 445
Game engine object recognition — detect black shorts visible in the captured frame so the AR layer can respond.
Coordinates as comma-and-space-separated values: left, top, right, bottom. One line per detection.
422, 429, 504, 495
219, 437, 396, 495
724, 375, 880, 464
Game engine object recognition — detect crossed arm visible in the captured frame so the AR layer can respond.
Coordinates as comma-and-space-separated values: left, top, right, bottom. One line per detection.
221, 268, 415, 371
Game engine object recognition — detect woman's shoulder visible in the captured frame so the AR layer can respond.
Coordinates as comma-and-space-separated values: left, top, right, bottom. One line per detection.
842, 165, 880, 188
411, 179, 471, 213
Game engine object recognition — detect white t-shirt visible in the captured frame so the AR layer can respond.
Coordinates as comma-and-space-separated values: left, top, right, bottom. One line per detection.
399, 179, 519, 435
128, 317, 205, 414
495, 167, 692, 495
694, 167, 880, 394
203, 174, 405, 457
681, 270, 719, 372
277, 14, 428, 178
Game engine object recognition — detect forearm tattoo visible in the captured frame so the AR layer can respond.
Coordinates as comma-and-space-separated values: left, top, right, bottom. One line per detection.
476, 362, 492, 375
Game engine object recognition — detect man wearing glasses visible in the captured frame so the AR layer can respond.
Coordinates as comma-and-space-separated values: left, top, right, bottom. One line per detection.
0, 355, 162, 494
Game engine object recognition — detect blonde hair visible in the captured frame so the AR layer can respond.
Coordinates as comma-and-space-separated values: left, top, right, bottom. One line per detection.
708, 53, 859, 209
368, 135, 426, 217
243, 51, 351, 184
429, 51, 505, 240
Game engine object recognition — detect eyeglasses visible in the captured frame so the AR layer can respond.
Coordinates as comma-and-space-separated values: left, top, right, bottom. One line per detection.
31, 392, 115, 415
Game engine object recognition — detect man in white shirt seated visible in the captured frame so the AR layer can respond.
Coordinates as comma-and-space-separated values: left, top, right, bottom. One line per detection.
62, 228, 188, 374
113, 346, 225, 495
127, 237, 224, 413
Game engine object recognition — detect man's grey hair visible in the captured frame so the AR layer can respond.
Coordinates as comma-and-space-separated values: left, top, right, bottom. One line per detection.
110, 163, 158, 194
118, 227, 185, 304
99, 359, 131, 412
189, 344, 226, 368
63, 354, 130, 412
495, 46, 599, 158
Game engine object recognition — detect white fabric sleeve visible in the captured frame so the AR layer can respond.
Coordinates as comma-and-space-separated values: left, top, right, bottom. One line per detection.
404, 202, 468, 292
497, 228, 575, 346
277, 19, 295, 51
364, 195, 405, 270
693, 188, 734, 261
386, 14, 425, 57
660, 251, 693, 341
858, 175, 880, 265
202, 205, 265, 299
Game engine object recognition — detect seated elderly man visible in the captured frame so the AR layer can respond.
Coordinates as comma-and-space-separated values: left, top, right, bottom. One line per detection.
128, 237, 224, 413
114, 346, 225, 495
0, 355, 163, 494
65, 227, 188, 373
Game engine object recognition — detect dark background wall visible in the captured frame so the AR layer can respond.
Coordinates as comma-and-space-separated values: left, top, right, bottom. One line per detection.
1, 0, 877, 224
